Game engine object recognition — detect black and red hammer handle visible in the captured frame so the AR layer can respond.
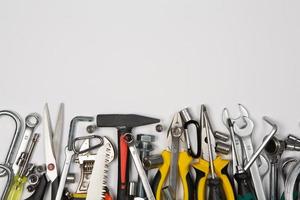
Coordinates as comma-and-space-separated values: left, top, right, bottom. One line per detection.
96, 114, 160, 200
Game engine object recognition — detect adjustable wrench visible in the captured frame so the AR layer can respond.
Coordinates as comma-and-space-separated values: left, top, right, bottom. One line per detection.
74, 135, 103, 193
55, 116, 94, 200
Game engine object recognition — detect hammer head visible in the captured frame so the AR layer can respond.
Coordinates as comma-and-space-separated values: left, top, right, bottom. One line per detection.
96, 114, 160, 132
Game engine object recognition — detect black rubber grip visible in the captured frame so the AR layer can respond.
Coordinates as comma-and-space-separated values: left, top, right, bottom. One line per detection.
51, 177, 59, 200
194, 167, 206, 198
25, 174, 48, 200
151, 170, 162, 198
234, 172, 257, 200
208, 178, 226, 200
186, 172, 196, 200
96, 114, 160, 129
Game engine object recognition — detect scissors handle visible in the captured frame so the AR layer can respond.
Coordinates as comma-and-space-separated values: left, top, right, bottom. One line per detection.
25, 174, 48, 200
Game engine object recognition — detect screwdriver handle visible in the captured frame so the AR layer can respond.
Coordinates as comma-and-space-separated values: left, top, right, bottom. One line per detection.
193, 157, 235, 200
208, 177, 225, 200
234, 172, 256, 200
6, 175, 27, 200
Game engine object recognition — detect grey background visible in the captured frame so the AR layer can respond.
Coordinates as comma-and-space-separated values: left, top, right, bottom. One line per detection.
0, 1, 300, 199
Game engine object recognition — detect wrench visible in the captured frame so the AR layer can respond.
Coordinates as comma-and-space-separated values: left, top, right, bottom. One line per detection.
55, 116, 94, 200
223, 104, 267, 200
73, 135, 103, 193
233, 115, 266, 200
124, 133, 155, 200
12, 113, 40, 175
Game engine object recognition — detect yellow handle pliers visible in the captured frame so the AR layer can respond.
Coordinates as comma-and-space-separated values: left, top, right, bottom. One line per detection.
192, 105, 235, 200
151, 112, 195, 200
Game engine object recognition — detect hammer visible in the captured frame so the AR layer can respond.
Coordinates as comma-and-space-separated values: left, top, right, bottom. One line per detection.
96, 114, 160, 200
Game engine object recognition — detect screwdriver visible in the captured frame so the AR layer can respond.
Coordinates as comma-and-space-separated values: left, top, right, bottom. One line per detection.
227, 117, 277, 200
204, 113, 225, 200
7, 134, 39, 200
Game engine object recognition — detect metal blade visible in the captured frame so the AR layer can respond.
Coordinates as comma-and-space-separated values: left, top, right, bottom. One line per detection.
44, 104, 58, 182
86, 137, 114, 200
53, 103, 64, 166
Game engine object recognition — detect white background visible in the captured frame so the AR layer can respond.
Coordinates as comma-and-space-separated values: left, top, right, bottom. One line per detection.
0, 1, 300, 199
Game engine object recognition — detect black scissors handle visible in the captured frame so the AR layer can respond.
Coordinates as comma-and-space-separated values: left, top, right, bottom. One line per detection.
25, 174, 48, 200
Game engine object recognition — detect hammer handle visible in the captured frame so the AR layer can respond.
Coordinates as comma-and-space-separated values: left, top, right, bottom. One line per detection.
117, 132, 129, 200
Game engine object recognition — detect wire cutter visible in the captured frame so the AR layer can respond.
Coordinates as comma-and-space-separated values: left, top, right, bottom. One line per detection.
193, 105, 235, 200
151, 112, 195, 200
43, 103, 64, 200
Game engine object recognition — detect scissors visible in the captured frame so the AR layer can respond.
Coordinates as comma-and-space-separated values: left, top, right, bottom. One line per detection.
43, 103, 64, 200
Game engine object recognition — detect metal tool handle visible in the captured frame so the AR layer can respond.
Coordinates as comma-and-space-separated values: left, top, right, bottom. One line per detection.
55, 116, 94, 200
244, 116, 278, 171
0, 164, 13, 200
242, 136, 266, 200
55, 149, 73, 200
0, 110, 23, 177
124, 133, 155, 200
269, 161, 279, 200
12, 113, 40, 175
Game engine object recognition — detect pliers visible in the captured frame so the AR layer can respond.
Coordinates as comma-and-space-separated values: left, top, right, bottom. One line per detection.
192, 105, 235, 200
151, 112, 195, 200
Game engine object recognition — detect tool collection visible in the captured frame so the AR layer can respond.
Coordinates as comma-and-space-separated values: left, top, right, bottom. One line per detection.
0, 103, 300, 200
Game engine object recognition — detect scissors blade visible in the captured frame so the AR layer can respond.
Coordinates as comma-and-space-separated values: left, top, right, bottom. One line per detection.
52, 103, 64, 167
44, 104, 58, 182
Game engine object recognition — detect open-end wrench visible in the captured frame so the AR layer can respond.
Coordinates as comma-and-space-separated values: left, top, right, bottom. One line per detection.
223, 105, 275, 200
226, 115, 277, 200
124, 133, 155, 200
55, 116, 94, 200
12, 113, 40, 175
233, 115, 266, 200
